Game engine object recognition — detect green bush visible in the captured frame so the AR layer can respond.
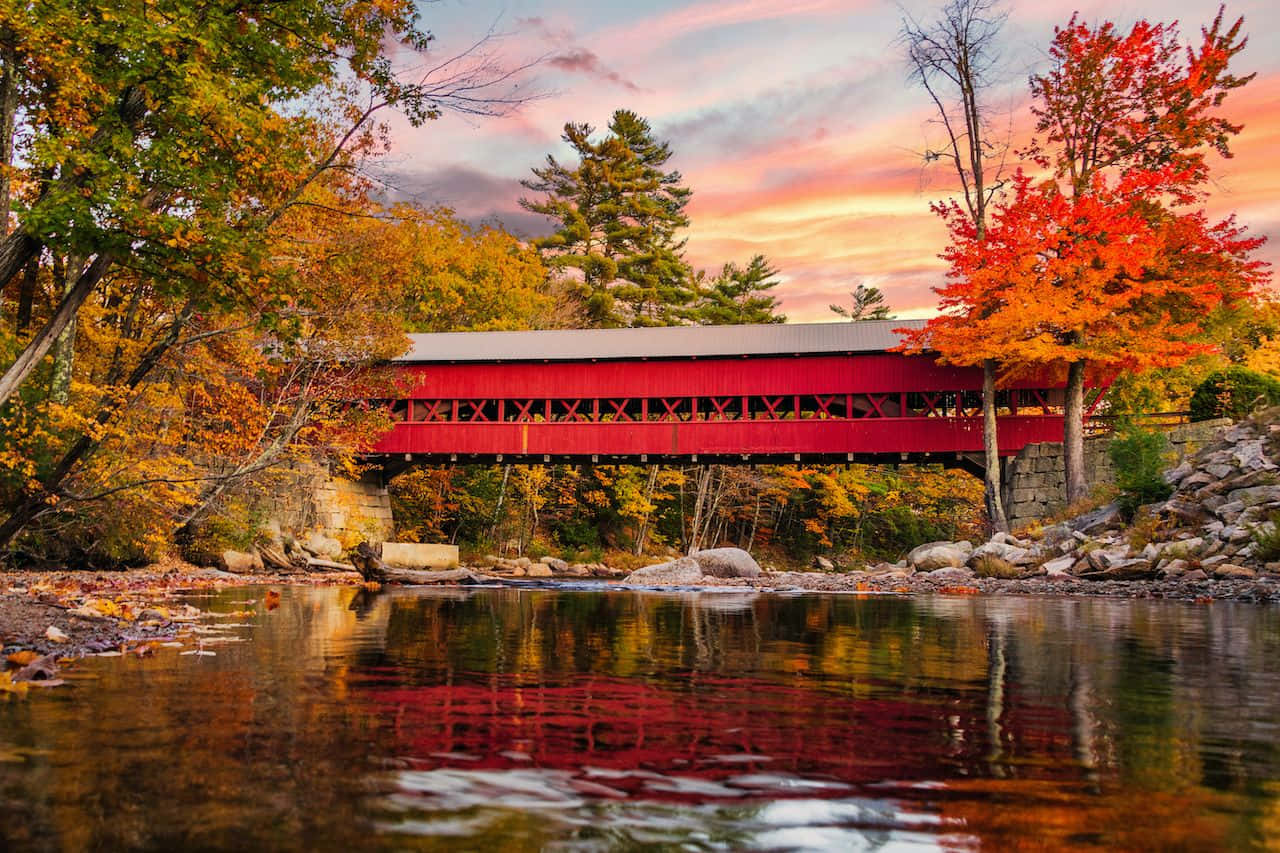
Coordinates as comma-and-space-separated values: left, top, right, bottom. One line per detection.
1189, 367, 1280, 422
1109, 426, 1172, 518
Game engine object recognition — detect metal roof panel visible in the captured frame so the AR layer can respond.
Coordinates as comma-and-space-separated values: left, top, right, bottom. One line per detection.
396, 320, 927, 363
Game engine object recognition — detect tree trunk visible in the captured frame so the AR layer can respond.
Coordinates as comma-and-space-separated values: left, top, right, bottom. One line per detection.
632, 465, 659, 556
0, 252, 112, 408
983, 359, 1008, 532
49, 254, 82, 404
1064, 360, 1087, 504
0, 46, 17, 236
688, 465, 710, 554
0, 303, 187, 547
14, 255, 35, 334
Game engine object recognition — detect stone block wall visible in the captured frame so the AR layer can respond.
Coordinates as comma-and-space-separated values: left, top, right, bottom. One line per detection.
1004, 419, 1231, 527
312, 471, 395, 546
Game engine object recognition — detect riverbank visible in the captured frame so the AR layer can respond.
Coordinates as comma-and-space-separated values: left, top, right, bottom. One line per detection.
3, 558, 1276, 679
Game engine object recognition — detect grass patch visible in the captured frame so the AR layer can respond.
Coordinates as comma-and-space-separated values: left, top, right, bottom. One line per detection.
972, 555, 1020, 579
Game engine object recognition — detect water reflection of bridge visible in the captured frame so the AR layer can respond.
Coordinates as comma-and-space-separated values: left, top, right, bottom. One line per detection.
371, 321, 1078, 472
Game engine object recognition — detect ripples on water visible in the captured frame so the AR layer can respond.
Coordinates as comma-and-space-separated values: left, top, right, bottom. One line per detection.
1, 586, 1278, 850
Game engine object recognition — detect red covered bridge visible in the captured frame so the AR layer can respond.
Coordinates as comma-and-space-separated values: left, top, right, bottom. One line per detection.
371, 320, 1075, 470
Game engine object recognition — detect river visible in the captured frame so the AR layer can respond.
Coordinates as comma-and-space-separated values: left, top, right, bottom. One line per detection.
0, 586, 1277, 850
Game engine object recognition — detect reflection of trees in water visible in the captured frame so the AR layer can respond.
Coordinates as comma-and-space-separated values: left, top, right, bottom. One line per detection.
2, 588, 1278, 850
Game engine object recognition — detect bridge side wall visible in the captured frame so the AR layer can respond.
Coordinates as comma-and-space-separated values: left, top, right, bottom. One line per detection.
1003, 419, 1229, 527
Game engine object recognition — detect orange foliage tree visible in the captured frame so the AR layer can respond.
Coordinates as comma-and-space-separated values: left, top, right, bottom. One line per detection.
905, 7, 1268, 504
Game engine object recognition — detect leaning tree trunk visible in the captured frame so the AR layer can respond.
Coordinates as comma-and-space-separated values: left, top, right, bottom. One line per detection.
1064, 360, 1087, 504
983, 359, 1008, 532
0, 252, 113, 408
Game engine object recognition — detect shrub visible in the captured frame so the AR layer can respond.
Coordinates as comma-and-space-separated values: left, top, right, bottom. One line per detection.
1189, 367, 1280, 422
1249, 511, 1280, 562
1109, 426, 1172, 519
972, 555, 1019, 579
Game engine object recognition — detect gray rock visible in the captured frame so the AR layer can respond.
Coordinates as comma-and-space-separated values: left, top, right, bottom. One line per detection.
814, 556, 835, 571
1040, 523, 1074, 548
1233, 439, 1275, 472
1164, 461, 1194, 485
624, 557, 703, 585
1205, 463, 1238, 480
907, 541, 974, 571
971, 540, 1035, 565
220, 549, 263, 574
690, 548, 762, 578
525, 564, 553, 578
1179, 471, 1216, 490
539, 556, 569, 572
1041, 555, 1076, 576
1181, 569, 1209, 582
1227, 485, 1280, 507
1201, 554, 1231, 568
925, 566, 975, 582
1160, 559, 1190, 577
1070, 503, 1122, 534
301, 531, 342, 561
1213, 563, 1256, 579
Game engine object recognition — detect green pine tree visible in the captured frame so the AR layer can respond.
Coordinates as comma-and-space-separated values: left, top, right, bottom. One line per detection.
689, 255, 785, 325
520, 110, 694, 327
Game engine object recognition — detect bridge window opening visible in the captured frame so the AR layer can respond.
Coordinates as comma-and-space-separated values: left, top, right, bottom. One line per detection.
905, 392, 946, 417
957, 390, 983, 417
501, 399, 539, 422
458, 400, 499, 422
552, 399, 592, 422
388, 400, 409, 422
747, 396, 793, 420
409, 399, 451, 422
599, 398, 641, 422
849, 394, 898, 419
646, 397, 695, 421
702, 396, 742, 421
1017, 388, 1063, 415
796, 394, 848, 420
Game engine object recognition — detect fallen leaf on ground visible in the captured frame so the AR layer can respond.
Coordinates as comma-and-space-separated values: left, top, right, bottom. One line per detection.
44, 626, 69, 643
0, 672, 29, 696
6, 651, 38, 668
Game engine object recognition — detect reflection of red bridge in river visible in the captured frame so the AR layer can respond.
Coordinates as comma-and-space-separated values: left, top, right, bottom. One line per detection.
371, 322, 1091, 469
358, 671, 1077, 799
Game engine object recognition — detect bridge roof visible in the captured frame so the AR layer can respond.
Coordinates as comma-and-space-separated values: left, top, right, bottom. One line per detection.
398, 319, 928, 364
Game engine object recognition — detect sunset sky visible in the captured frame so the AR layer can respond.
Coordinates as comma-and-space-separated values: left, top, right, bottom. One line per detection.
379, 0, 1280, 322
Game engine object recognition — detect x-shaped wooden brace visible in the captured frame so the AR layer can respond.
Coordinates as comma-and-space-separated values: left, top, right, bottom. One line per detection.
756, 396, 786, 420
707, 397, 738, 420
556, 399, 590, 422
654, 398, 683, 421
459, 400, 490, 422
811, 395, 839, 419
508, 399, 537, 422
414, 399, 447, 422
605, 399, 633, 421
916, 393, 943, 417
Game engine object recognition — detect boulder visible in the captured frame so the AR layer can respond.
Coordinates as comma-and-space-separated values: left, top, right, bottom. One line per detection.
814, 556, 835, 571
301, 531, 342, 561
624, 557, 703, 585
1213, 563, 1257, 579
220, 549, 263, 574
971, 540, 1036, 566
689, 548, 762, 579
1181, 569, 1209, 582
1041, 555, 1076, 576
926, 566, 975, 583
907, 541, 973, 571
1070, 503, 1122, 534
1040, 523, 1074, 549
539, 556, 569, 573
1226, 485, 1280, 508
381, 543, 459, 570
525, 564, 553, 578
